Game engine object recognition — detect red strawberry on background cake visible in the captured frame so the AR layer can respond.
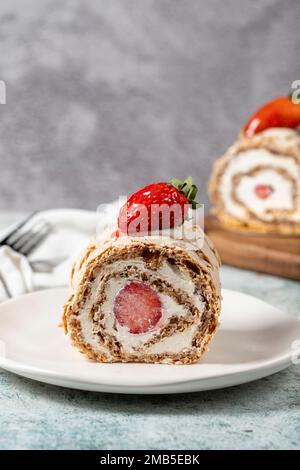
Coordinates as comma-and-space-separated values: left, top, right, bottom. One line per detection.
243, 96, 300, 138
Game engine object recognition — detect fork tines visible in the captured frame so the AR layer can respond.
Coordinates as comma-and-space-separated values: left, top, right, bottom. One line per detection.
0, 212, 52, 256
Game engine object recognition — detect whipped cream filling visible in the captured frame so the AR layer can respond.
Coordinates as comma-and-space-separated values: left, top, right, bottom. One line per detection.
235, 168, 294, 220
77, 277, 113, 360
103, 258, 204, 353
219, 133, 300, 222
103, 277, 194, 354
147, 323, 199, 356
76, 256, 204, 355
111, 231, 220, 293
105, 259, 204, 309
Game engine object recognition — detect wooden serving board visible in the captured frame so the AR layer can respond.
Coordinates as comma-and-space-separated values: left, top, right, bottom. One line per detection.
205, 215, 300, 280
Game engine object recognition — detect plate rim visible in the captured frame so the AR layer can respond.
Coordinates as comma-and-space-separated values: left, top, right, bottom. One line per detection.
0, 287, 299, 393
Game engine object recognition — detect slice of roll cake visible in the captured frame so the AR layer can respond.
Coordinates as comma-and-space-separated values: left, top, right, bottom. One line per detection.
63, 178, 221, 364
208, 96, 300, 234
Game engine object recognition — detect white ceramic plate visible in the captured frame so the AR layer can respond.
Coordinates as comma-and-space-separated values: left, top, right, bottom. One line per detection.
0, 288, 299, 394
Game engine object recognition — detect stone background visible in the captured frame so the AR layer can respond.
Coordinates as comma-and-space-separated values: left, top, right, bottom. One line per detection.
0, 0, 299, 211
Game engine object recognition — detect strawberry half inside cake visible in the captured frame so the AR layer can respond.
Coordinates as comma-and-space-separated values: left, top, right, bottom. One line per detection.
114, 281, 162, 334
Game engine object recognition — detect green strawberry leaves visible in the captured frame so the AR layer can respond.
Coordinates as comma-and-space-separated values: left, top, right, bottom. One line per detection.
169, 176, 201, 209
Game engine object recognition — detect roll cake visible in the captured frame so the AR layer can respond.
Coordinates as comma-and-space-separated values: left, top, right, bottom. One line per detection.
208, 96, 300, 234
63, 178, 221, 364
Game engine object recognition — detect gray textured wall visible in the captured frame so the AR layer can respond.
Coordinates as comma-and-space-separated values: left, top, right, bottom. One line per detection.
0, 0, 299, 211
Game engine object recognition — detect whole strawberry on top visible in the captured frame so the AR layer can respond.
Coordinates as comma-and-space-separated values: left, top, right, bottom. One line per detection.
118, 176, 199, 236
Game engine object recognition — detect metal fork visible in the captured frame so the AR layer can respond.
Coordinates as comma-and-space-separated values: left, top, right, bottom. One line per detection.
0, 213, 53, 298
0, 212, 52, 257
